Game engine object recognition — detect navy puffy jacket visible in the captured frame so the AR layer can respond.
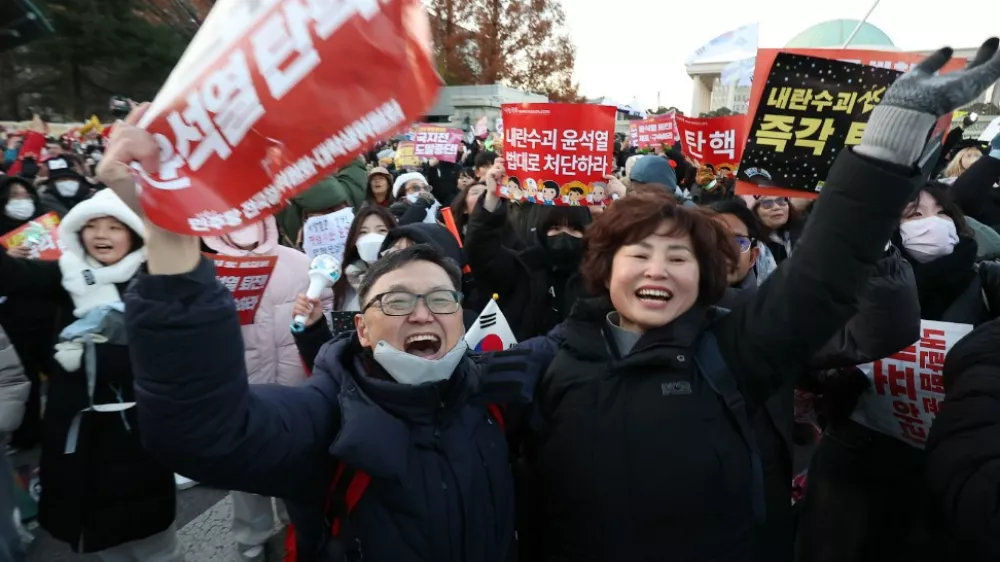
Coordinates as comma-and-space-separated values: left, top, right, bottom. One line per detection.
125, 257, 556, 562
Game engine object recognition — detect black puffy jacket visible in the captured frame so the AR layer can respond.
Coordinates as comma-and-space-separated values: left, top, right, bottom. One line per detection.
528, 148, 924, 562
926, 317, 1000, 561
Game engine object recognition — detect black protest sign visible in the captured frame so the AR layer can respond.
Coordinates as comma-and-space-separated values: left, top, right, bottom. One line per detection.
737, 53, 901, 193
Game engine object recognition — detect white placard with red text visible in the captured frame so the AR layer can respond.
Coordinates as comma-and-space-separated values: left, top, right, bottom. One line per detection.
851, 320, 973, 449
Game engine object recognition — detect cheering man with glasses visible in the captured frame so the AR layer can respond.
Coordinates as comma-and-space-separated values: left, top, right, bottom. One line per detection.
123, 230, 555, 562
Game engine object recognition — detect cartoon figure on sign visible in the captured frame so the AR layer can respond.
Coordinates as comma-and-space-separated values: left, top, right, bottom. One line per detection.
503, 177, 524, 201
562, 181, 589, 207
524, 178, 541, 203
541, 181, 559, 206
588, 182, 607, 206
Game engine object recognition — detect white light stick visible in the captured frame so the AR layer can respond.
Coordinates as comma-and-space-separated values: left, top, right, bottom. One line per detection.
290, 254, 341, 333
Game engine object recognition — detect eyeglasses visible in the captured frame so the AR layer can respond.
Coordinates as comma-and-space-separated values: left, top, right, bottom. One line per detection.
735, 235, 756, 253
362, 290, 463, 316
405, 183, 430, 195
758, 197, 788, 210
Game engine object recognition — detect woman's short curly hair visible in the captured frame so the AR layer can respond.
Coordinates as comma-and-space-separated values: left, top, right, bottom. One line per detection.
580, 189, 740, 305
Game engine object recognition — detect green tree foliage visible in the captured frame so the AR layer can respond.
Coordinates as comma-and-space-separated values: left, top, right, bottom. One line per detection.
0, 0, 201, 121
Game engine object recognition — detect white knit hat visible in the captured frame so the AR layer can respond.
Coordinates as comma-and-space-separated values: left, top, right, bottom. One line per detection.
393, 172, 428, 198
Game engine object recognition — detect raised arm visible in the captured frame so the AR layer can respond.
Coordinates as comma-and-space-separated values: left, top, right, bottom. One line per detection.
715, 40, 1000, 405
127, 258, 339, 501
808, 246, 920, 370
103, 105, 337, 502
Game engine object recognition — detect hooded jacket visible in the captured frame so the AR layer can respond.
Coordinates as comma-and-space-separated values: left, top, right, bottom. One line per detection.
276, 161, 367, 248
0, 190, 175, 553
204, 216, 327, 386
123, 256, 557, 562
0, 176, 50, 236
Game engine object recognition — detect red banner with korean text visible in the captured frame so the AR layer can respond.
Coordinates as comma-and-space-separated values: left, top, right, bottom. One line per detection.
674, 115, 748, 175
630, 112, 678, 149
501, 103, 615, 207
0, 212, 61, 260
411, 124, 464, 163
206, 253, 278, 325
851, 320, 973, 449
737, 48, 967, 198
133, 0, 441, 235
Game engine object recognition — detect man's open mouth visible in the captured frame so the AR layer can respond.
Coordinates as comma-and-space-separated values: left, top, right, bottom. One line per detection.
404, 333, 442, 358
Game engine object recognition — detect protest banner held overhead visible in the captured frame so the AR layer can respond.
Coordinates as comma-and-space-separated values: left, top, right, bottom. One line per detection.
133, 0, 441, 235
629, 112, 678, 150
501, 103, 615, 207
0, 212, 62, 260
852, 321, 974, 449
737, 53, 900, 195
737, 47, 967, 198
411, 124, 464, 163
674, 115, 748, 174
207, 253, 278, 325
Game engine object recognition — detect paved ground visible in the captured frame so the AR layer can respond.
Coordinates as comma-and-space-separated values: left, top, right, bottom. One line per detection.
13, 448, 286, 562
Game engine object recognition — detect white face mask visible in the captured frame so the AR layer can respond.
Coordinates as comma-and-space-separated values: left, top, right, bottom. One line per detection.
900, 216, 959, 263
372, 339, 467, 386
4, 199, 34, 221
406, 192, 421, 204
226, 224, 262, 248
356, 232, 386, 264
55, 180, 80, 198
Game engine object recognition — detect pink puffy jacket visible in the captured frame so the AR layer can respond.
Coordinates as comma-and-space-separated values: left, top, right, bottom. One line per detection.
203, 217, 327, 386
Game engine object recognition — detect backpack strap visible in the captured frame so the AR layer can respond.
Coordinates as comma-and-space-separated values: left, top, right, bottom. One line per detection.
321, 462, 371, 561
693, 331, 766, 524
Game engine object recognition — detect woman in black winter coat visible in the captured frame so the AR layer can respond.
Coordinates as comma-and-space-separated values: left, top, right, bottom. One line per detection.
0, 190, 180, 559
522, 40, 1000, 561
897, 185, 1000, 323
0, 175, 59, 449
796, 185, 1000, 562
464, 187, 592, 341
925, 317, 1000, 561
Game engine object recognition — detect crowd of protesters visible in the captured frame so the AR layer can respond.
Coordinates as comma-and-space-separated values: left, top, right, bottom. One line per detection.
2, 38, 1000, 562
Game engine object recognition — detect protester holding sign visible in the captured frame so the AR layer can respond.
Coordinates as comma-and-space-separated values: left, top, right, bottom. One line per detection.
204, 215, 333, 562
798, 181, 1000, 561
521, 40, 1000, 562
465, 159, 592, 340
0, 188, 181, 559
0, 176, 60, 451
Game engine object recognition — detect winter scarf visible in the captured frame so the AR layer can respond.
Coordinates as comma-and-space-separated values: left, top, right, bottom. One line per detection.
57, 189, 146, 318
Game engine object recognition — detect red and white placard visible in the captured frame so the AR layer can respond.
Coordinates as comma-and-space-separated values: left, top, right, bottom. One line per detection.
134, 0, 440, 235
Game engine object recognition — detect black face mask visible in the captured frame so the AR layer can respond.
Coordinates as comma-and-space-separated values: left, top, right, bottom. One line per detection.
546, 232, 583, 271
